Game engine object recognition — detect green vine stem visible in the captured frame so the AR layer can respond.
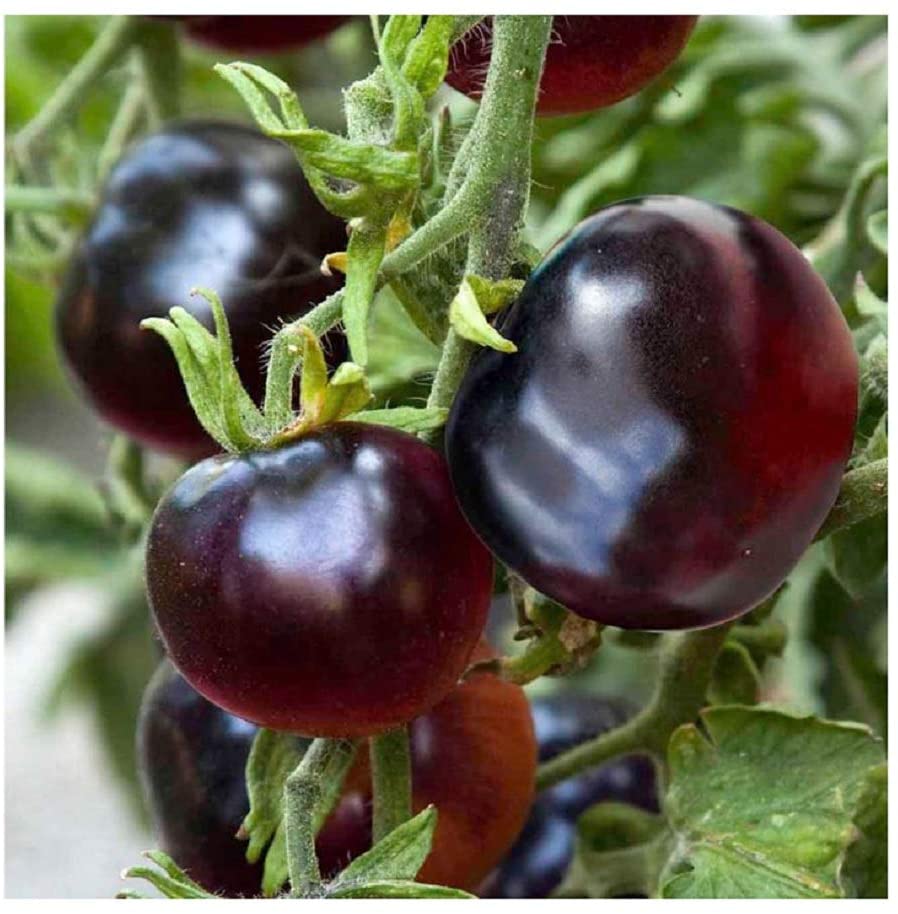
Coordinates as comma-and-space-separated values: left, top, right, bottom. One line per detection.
3, 185, 95, 219
11, 15, 139, 159
369, 727, 413, 843
420, 15, 552, 440
135, 19, 182, 125
284, 737, 357, 897
97, 66, 146, 179
536, 623, 734, 791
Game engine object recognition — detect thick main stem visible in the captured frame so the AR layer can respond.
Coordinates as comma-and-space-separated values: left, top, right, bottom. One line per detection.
422, 15, 551, 437
369, 727, 412, 843
536, 623, 733, 790
284, 737, 356, 897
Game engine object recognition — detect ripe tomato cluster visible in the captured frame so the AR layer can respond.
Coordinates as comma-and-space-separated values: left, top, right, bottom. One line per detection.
138, 656, 535, 896
51, 13, 861, 899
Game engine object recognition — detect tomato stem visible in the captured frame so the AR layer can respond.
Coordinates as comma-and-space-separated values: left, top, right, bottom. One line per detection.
814, 457, 887, 540
284, 737, 357, 897
535, 623, 734, 791
369, 727, 412, 843
12, 16, 139, 160
134, 19, 182, 126
418, 15, 552, 442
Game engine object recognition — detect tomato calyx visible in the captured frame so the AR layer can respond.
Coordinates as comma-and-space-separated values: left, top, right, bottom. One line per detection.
143, 288, 447, 454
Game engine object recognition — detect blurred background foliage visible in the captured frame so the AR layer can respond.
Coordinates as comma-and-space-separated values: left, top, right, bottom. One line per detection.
4, 14, 888, 821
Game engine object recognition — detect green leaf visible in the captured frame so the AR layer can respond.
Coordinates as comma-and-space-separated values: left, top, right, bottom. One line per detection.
449, 278, 518, 353
866, 209, 887, 255
331, 806, 437, 886
241, 729, 307, 866
709, 642, 761, 705
843, 763, 887, 897
328, 879, 474, 899
347, 406, 448, 433
661, 706, 885, 898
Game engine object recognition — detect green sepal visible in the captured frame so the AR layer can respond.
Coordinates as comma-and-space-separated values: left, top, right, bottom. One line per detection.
347, 406, 448, 433
140, 288, 267, 452
331, 806, 437, 886
270, 128, 419, 193
402, 16, 455, 100
449, 277, 518, 353
214, 61, 307, 131
342, 221, 389, 366
241, 729, 307, 865
377, 16, 425, 151
261, 823, 289, 897
119, 850, 215, 898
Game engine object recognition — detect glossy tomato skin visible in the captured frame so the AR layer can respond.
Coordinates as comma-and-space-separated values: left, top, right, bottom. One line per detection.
447, 196, 858, 631
317, 646, 537, 891
56, 121, 345, 459
179, 16, 349, 53
146, 423, 493, 737
446, 16, 697, 116
137, 661, 268, 897
481, 694, 658, 899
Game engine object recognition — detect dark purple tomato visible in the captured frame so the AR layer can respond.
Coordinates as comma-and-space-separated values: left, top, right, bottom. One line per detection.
317, 643, 537, 891
480, 694, 658, 899
56, 121, 345, 459
136, 660, 272, 896
446, 16, 698, 117
179, 16, 349, 53
146, 422, 493, 737
447, 196, 858, 631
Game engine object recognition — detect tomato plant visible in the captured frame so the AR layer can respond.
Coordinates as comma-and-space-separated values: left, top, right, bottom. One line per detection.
447, 16, 698, 116
447, 196, 859, 631
55, 120, 346, 458
139, 653, 533, 897
4, 13, 887, 903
